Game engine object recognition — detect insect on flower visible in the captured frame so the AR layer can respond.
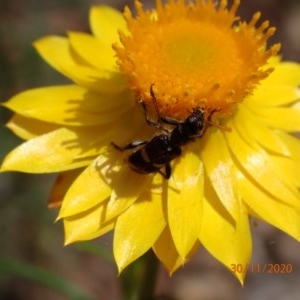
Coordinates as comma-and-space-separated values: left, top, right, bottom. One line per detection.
112, 85, 217, 179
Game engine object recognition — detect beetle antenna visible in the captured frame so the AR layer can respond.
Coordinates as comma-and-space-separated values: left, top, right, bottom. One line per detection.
150, 84, 164, 127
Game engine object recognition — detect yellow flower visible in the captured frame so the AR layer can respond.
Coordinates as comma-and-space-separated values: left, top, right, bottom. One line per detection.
2, 0, 300, 284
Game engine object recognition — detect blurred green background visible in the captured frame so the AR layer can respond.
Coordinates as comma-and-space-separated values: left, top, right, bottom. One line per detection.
1, 1, 300, 299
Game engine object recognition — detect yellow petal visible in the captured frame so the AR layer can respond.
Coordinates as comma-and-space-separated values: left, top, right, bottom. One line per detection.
34, 35, 77, 68
239, 111, 300, 189
33, 35, 98, 82
248, 84, 300, 107
238, 167, 300, 241
114, 191, 166, 272
5, 114, 59, 140
90, 6, 126, 46
4, 85, 87, 125
275, 131, 300, 160
104, 167, 152, 222
3, 85, 134, 126
235, 105, 291, 157
34, 36, 127, 93
153, 227, 201, 275
200, 180, 251, 284
2, 103, 149, 173
48, 169, 83, 209
1, 127, 101, 173
225, 117, 300, 209
58, 156, 111, 218
249, 105, 300, 132
271, 155, 300, 189
64, 205, 114, 244
68, 32, 116, 71
152, 227, 183, 274
264, 61, 300, 87
167, 149, 203, 258
201, 130, 240, 220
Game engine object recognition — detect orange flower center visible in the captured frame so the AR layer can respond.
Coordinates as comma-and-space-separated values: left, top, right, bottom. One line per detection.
114, 0, 280, 121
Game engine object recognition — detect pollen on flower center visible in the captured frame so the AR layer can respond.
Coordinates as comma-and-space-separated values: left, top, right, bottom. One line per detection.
114, 0, 280, 120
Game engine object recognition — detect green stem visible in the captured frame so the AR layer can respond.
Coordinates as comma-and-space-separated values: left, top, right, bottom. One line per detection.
136, 250, 159, 300
120, 250, 159, 300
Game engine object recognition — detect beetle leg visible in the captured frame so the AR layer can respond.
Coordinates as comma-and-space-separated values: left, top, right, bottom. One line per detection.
141, 101, 162, 129
160, 116, 181, 126
158, 163, 171, 179
165, 163, 171, 179
111, 140, 147, 151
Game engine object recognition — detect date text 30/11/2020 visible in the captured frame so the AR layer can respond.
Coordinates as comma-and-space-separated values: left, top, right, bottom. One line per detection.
230, 263, 293, 274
